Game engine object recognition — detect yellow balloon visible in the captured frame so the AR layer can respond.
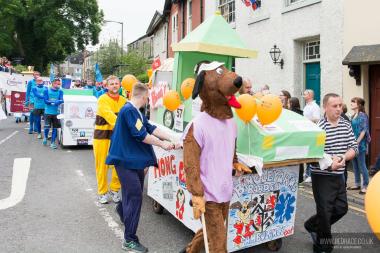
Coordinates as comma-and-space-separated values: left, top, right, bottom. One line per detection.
365, 172, 380, 239
163, 90, 181, 111
121, 74, 138, 93
181, 78, 195, 100
257, 94, 282, 125
235, 94, 257, 123
147, 69, 153, 78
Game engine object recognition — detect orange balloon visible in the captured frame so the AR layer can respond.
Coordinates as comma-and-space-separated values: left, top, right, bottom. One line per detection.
235, 94, 257, 123
181, 78, 195, 100
257, 94, 282, 125
121, 74, 138, 92
253, 92, 263, 99
365, 172, 380, 240
163, 90, 181, 111
147, 69, 153, 78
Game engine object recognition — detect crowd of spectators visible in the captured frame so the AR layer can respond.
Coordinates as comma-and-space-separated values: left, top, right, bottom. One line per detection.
0, 57, 14, 72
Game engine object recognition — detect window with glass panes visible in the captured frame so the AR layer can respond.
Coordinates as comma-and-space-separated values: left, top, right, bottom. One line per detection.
285, 0, 303, 7
304, 41, 320, 61
219, 0, 235, 23
187, 0, 192, 33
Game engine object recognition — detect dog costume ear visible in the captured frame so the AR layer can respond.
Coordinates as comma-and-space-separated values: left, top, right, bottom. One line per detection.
192, 70, 205, 99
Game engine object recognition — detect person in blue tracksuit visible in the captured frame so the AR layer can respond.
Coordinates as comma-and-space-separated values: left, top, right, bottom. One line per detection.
84, 79, 95, 90
31, 77, 47, 139
93, 81, 105, 98
43, 78, 64, 149
106, 83, 176, 253
25, 71, 40, 133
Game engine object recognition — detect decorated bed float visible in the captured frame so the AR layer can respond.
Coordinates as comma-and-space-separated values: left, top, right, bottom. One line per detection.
146, 12, 325, 252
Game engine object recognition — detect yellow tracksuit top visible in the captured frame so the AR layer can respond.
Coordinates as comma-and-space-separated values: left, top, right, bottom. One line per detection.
94, 94, 127, 140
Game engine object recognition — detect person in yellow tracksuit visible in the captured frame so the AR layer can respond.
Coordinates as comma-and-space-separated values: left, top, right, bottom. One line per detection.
94, 75, 127, 204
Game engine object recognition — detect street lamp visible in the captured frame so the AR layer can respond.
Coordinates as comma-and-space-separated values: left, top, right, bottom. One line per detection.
104, 20, 124, 59
269, 45, 284, 69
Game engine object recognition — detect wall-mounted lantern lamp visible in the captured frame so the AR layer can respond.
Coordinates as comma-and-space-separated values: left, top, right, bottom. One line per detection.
269, 45, 284, 69
348, 65, 361, 86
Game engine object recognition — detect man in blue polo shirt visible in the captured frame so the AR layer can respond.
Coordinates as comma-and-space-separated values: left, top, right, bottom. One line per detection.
106, 83, 175, 253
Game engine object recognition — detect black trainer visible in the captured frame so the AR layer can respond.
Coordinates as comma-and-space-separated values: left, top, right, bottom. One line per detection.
304, 223, 318, 245
122, 240, 148, 253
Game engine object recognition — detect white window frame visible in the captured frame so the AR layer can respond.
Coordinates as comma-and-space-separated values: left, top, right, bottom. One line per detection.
187, 0, 193, 34
248, 0, 270, 25
150, 37, 153, 58
303, 40, 320, 63
285, 0, 303, 6
172, 12, 178, 44
283, 0, 321, 13
218, 0, 235, 24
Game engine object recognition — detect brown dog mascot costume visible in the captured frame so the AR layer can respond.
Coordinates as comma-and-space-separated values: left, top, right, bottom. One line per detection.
181, 61, 251, 253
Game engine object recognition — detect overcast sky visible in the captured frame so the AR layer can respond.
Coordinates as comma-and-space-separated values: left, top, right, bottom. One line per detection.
90, 0, 166, 51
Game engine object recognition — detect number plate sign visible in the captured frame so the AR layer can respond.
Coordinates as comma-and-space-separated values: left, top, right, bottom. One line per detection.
174, 105, 184, 132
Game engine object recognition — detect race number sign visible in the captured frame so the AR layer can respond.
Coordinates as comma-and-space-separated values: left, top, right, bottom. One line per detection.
174, 105, 184, 132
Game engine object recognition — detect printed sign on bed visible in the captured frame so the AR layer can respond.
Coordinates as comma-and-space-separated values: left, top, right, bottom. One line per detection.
227, 166, 299, 252
147, 147, 202, 232
67, 103, 96, 119
10, 91, 29, 113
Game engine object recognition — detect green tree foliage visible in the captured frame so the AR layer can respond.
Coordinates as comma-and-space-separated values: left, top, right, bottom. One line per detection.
136, 73, 149, 83
97, 40, 150, 78
0, 0, 103, 72
97, 40, 122, 76
122, 52, 150, 77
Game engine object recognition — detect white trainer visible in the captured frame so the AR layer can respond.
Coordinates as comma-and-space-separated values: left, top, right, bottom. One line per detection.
98, 193, 110, 204
304, 177, 312, 183
110, 191, 121, 203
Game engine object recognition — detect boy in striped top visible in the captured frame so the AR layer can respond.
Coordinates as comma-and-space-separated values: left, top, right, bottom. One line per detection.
304, 93, 358, 253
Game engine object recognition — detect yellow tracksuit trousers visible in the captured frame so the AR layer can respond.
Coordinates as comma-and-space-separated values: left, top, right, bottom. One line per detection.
93, 139, 120, 195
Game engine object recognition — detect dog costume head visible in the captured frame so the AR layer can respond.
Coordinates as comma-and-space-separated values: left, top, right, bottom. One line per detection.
193, 61, 243, 119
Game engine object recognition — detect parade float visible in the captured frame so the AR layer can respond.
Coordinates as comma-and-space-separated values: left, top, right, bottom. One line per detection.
58, 91, 97, 147
146, 13, 325, 252
0, 70, 50, 118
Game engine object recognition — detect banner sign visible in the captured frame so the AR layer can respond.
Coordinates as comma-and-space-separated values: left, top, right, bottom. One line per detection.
149, 81, 169, 109
10, 91, 29, 113
227, 166, 299, 252
148, 147, 202, 233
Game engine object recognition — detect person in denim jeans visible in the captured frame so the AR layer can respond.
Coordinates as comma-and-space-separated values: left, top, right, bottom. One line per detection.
347, 97, 370, 194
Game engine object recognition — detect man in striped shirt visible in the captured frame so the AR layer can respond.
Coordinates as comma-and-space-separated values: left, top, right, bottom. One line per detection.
304, 93, 358, 253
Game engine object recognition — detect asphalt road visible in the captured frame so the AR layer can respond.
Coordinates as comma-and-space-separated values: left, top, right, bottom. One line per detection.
0, 118, 378, 253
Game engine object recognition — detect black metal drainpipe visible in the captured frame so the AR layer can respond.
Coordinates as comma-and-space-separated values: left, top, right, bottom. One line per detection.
182, 1, 186, 39
166, 15, 169, 59
200, 0, 203, 22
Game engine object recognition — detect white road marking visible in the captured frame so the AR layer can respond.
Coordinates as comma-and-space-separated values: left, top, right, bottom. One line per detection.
0, 158, 31, 210
76, 170, 84, 177
75, 169, 124, 241
0, 131, 18, 145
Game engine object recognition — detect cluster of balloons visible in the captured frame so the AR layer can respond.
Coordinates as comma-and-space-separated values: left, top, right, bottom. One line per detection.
162, 78, 195, 112
236, 94, 282, 125
162, 77, 282, 125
